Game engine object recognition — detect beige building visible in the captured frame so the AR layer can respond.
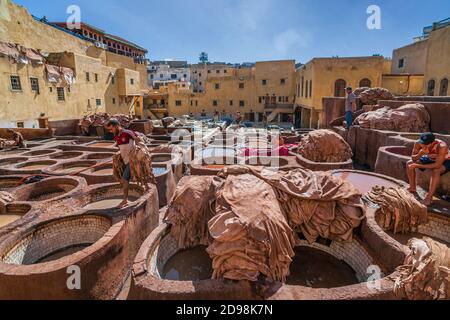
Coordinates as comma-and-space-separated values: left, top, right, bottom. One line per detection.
0, 0, 148, 128
157, 60, 296, 123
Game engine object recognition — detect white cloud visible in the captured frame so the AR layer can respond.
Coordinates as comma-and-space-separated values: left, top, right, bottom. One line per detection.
273, 29, 311, 56
222, 0, 273, 31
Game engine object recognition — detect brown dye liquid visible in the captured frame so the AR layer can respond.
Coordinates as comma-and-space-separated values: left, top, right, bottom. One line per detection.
205, 165, 225, 169
37, 245, 90, 263
162, 246, 213, 281
0, 213, 23, 228
93, 168, 113, 175
91, 142, 114, 148
56, 166, 90, 175
333, 172, 399, 194
286, 247, 358, 288
21, 164, 50, 170
83, 196, 138, 210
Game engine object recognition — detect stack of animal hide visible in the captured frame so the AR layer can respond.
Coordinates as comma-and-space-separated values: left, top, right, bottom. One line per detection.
394, 237, 450, 300
356, 87, 394, 105
364, 186, 428, 234
297, 129, 353, 163
354, 103, 430, 132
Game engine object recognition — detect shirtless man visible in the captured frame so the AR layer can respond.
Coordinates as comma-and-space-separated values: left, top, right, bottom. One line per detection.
105, 119, 142, 208
407, 132, 450, 206
6, 129, 27, 148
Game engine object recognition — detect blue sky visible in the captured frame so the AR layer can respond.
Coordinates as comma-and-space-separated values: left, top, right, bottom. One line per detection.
13, 0, 450, 64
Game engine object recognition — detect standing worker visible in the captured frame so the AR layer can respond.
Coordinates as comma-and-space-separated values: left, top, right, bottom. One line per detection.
105, 119, 142, 208
6, 129, 27, 148
344, 86, 357, 129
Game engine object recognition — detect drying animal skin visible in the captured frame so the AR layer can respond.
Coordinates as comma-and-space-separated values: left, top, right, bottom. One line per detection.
364, 186, 428, 234
354, 103, 430, 132
0, 191, 15, 213
112, 143, 156, 187
164, 176, 223, 249
207, 173, 296, 282
355, 87, 394, 105
394, 237, 450, 300
297, 129, 353, 163
79, 113, 134, 135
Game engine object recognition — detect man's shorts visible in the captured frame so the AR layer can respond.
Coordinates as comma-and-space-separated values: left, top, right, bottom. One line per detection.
123, 164, 131, 182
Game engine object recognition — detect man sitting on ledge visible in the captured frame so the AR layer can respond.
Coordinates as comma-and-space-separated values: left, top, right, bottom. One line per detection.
407, 132, 450, 206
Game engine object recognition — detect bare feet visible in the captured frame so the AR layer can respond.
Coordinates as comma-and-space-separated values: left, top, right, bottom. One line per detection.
407, 187, 417, 194
118, 199, 128, 208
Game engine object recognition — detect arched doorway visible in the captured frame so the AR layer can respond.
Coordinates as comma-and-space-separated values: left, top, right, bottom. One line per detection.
439, 78, 449, 96
427, 80, 436, 96
359, 78, 371, 88
334, 79, 346, 97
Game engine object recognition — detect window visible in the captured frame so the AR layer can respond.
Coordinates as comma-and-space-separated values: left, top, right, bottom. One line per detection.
439, 78, 449, 96
199, 82, 202, 86
17, 122, 24, 128
190, 101, 193, 106
262, 79, 267, 86
183, 74, 187, 78
10, 75, 22, 91
57, 87, 65, 101
67, 87, 71, 93
171, 74, 177, 79
95, 74, 98, 82
175, 100, 182, 106
278, 96, 282, 103
334, 79, 347, 97
215, 83, 220, 90
359, 78, 371, 88
258, 97, 262, 104
305, 81, 309, 98
208, 70, 211, 74
229, 100, 233, 106
281, 78, 286, 85
130, 78, 135, 85
427, 80, 436, 96
213, 100, 218, 107
216, 70, 220, 74
112, 98, 116, 104
30, 78, 39, 94
398, 58, 405, 69
301, 76, 304, 97
239, 100, 245, 107
160, 74, 164, 78
150, 75, 154, 79
49, 87, 53, 93
309, 80, 312, 97
86, 72, 90, 82
111, 76, 115, 84
239, 83, 244, 89
96, 99, 102, 106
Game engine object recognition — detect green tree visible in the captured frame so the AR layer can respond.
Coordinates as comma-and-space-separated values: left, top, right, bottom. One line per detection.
199, 52, 208, 64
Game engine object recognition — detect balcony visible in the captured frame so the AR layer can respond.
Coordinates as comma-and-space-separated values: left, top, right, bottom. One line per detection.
264, 103, 294, 110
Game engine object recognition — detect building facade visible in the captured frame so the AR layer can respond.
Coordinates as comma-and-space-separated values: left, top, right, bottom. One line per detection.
148, 61, 191, 88
0, 0, 149, 128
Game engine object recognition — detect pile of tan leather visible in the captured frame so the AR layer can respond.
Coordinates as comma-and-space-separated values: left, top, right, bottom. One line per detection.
364, 186, 428, 234
164, 166, 365, 282
297, 129, 353, 163
354, 103, 430, 132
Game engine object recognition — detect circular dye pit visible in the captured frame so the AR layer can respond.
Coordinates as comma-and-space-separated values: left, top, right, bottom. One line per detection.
0, 204, 31, 229
1, 215, 112, 265
13, 160, 57, 173
384, 146, 411, 157
13, 177, 81, 202
91, 164, 113, 176
50, 151, 84, 160
162, 246, 213, 281
21, 149, 58, 157
151, 154, 172, 163
286, 246, 358, 288
81, 185, 144, 210
0, 176, 23, 191
82, 152, 115, 160
400, 134, 421, 141
0, 148, 30, 156
88, 141, 116, 148
195, 147, 236, 159
0, 157, 28, 168
332, 171, 402, 195
48, 161, 97, 175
